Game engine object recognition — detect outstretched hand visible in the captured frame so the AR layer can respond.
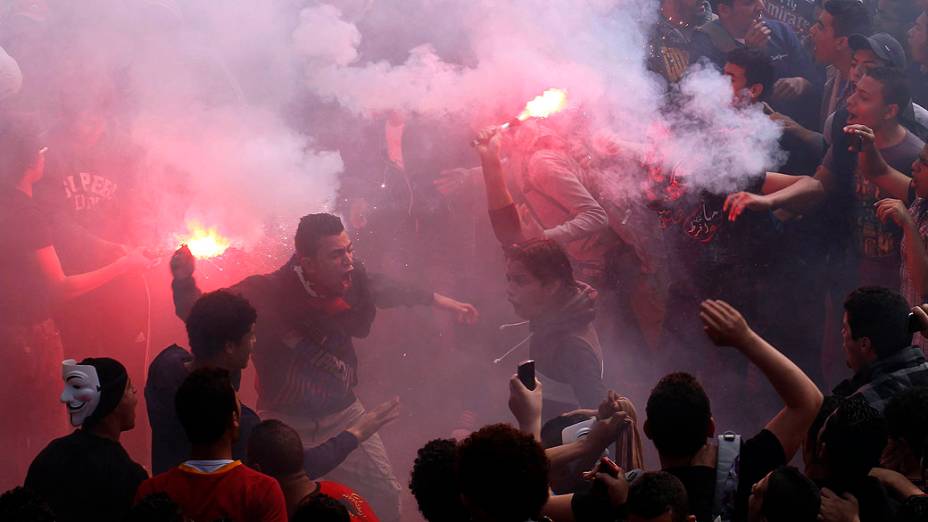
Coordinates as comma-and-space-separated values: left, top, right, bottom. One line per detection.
346, 397, 401, 442
699, 299, 754, 348
433, 293, 480, 324
724, 192, 773, 221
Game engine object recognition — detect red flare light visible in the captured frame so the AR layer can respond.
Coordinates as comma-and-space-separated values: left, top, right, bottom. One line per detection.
177, 221, 231, 259
515, 88, 569, 122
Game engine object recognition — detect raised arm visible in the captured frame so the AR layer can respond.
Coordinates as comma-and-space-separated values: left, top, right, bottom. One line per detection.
724, 171, 825, 221
847, 124, 913, 203
699, 299, 823, 459
169, 245, 204, 321
35, 244, 150, 303
876, 199, 928, 300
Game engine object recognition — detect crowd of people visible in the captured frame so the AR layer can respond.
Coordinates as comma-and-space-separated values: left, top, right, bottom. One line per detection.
3, 0, 928, 520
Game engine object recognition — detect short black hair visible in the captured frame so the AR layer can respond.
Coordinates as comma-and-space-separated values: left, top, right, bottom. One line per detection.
185, 289, 257, 360
292, 493, 350, 522
541, 413, 592, 449
726, 47, 776, 99
896, 495, 928, 522
295, 213, 345, 257
823, 0, 872, 37
0, 112, 43, 185
0, 487, 55, 522
820, 395, 888, 480
884, 386, 928, 460
627, 471, 691, 522
175, 367, 238, 446
863, 66, 912, 117
409, 438, 467, 522
844, 286, 913, 359
505, 239, 575, 288
646, 373, 712, 459
762, 466, 821, 522
125, 493, 184, 522
246, 419, 304, 478
457, 424, 550, 522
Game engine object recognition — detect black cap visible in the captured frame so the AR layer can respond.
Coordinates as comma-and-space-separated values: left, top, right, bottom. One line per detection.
79, 357, 128, 427
849, 32, 907, 70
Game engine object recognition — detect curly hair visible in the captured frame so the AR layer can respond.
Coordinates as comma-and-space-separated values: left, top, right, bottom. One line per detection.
409, 438, 467, 522
627, 471, 690, 522
646, 372, 712, 459
820, 396, 888, 480
457, 424, 550, 522
884, 386, 928, 460
292, 493, 349, 522
0, 487, 55, 522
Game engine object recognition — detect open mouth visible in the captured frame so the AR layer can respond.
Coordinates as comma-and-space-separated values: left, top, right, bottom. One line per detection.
67, 402, 86, 412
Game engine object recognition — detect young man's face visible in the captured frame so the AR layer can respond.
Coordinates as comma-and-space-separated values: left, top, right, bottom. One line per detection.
842, 312, 869, 372
850, 49, 884, 86
115, 378, 138, 432
724, 62, 760, 105
911, 144, 928, 198
719, 0, 765, 36
909, 12, 928, 67
226, 322, 256, 370
673, 0, 709, 25
846, 75, 897, 130
810, 11, 842, 65
299, 231, 355, 297
505, 259, 558, 320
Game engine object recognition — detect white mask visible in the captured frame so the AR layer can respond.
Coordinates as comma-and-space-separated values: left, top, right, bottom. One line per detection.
60, 359, 101, 427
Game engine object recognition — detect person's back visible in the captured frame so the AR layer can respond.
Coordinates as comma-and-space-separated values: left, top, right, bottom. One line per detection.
135, 368, 286, 522
647, 300, 823, 522
246, 419, 379, 521
147, 289, 260, 473
25, 358, 148, 522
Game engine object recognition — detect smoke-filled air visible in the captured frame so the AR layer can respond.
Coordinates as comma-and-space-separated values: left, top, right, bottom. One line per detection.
8, 0, 925, 519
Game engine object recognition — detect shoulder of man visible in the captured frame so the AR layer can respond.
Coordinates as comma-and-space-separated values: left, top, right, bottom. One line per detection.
146, 345, 190, 391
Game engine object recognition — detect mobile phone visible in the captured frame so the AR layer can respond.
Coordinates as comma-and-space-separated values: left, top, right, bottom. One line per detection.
908, 312, 923, 334
518, 360, 536, 390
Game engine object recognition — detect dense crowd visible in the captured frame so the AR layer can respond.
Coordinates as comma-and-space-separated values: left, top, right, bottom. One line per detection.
2, 0, 928, 521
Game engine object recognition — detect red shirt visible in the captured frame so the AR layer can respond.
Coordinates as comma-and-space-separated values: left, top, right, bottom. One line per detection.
135, 461, 287, 522
317, 481, 379, 522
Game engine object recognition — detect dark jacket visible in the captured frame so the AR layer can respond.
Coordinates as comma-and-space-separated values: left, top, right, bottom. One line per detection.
172, 256, 433, 418
833, 346, 928, 413
25, 429, 148, 522
529, 282, 607, 419
145, 344, 359, 476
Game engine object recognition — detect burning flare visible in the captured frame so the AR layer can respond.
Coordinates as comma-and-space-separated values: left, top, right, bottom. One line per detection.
177, 221, 232, 259
472, 88, 569, 146
515, 88, 569, 123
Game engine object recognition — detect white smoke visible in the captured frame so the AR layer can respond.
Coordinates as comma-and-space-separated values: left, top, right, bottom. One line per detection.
294, 0, 783, 194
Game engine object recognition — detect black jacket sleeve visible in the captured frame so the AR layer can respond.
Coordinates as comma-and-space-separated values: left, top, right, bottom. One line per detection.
171, 276, 203, 322
303, 431, 360, 479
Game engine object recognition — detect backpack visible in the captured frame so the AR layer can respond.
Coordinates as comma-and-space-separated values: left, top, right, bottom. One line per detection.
713, 432, 742, 522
